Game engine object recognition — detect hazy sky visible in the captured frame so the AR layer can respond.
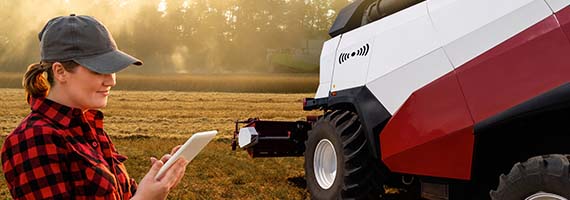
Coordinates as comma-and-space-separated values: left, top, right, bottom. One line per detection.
0, 0, 152, 70
0, 0, 349, 74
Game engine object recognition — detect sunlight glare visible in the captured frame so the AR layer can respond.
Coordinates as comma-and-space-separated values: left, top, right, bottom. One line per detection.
157, 0, 167, 17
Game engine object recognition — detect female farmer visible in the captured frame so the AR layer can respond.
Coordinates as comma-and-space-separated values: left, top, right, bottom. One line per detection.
1, 14, 188, 199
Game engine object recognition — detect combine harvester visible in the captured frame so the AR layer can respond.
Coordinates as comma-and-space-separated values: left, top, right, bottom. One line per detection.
232, 0, 570, 199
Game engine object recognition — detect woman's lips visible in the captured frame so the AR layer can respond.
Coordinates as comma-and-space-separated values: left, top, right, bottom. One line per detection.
97, 90, 110, 96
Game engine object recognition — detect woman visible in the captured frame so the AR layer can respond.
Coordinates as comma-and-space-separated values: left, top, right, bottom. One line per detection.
1, 14, 188, 199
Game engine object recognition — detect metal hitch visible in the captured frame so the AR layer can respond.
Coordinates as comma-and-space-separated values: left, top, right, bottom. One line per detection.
232, 118, 313, 158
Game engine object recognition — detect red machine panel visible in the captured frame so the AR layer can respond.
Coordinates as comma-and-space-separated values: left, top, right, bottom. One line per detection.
381, 72, 475, 180
554, 5, 570, 44
456, 15, 570, 123
381, 12, 570, 180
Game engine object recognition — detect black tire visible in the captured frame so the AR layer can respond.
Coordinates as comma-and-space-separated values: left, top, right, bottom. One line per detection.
305, 110, 384, 200
490, 154, 570, 200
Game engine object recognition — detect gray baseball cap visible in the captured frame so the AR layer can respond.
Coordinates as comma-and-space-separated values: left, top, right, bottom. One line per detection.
39, 14, 142, 74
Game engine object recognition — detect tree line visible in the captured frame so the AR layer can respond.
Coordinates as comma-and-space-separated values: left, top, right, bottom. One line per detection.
0, 0, 351, 74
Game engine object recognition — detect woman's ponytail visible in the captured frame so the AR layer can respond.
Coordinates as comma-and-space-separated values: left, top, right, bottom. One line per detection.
23, 62, 51, 102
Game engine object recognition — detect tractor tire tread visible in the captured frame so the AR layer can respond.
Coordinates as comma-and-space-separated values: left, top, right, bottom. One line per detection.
490, 154, 570, 200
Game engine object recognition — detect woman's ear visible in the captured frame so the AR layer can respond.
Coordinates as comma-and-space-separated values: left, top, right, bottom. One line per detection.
51, 62, 67, 84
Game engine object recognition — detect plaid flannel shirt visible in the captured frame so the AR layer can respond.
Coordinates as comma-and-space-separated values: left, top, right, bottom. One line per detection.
2, 97, 137, 199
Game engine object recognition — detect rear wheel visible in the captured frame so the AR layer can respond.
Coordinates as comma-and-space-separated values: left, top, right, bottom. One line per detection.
305, 110, 384, 200
490, 154, 570, 200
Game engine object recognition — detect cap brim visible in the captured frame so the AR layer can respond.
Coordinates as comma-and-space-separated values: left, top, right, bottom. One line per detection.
73, 50, 142, 74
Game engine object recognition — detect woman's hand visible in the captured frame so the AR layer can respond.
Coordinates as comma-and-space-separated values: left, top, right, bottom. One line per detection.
131, 145, 188, 200
160, 145, 182, 163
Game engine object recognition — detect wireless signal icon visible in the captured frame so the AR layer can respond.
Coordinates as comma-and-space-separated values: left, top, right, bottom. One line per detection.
339, 43, 370, 64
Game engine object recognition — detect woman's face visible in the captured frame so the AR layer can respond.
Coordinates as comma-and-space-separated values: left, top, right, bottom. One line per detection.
62, 65, 116, 110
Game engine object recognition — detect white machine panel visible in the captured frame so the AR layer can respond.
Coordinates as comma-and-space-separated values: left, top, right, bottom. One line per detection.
365, 2, 440, 82
331, 1, 438, 92
545, 0, 570, 12
330, 37, 374, 92
428, 0, 552, 68
367, 48, 454, 114
315, 36, 341, 98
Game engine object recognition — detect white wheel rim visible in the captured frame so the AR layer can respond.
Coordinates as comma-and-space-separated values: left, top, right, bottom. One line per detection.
313, 139, 337, 189
525, 192, 567, 200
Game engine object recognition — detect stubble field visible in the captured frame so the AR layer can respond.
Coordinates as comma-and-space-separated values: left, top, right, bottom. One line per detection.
0, 80, 322, 199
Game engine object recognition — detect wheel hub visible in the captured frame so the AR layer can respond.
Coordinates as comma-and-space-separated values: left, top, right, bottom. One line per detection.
525, 192, 568, 200
313, 139, 337, 189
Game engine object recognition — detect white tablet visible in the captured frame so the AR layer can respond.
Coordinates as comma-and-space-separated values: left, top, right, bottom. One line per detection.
155, 130, 218, 179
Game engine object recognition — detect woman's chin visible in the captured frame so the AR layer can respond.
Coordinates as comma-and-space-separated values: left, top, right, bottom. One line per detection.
88, 100, 108, 110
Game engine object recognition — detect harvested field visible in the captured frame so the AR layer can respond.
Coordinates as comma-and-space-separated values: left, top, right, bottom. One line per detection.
0, 88, 322, 199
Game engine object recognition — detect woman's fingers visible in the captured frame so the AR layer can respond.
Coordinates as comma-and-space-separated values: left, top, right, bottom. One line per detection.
148, 157, 164, 175
171, 145, 182, 155
160, 154, 171, 163
172, 163, 186, 186
160, 158, 189, 187
132, 157, 170, 200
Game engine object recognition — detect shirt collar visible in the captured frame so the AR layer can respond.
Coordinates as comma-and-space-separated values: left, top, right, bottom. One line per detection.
30, 96, 104, 128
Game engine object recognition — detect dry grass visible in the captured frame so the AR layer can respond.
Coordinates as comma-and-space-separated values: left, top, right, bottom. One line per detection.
0, 88, 322, 199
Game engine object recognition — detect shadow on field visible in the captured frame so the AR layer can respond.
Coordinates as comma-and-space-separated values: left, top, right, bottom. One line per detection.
287, 175, 307, 189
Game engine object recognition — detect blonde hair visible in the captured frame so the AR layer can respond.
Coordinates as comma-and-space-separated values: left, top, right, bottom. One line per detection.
22, 61, 79, 102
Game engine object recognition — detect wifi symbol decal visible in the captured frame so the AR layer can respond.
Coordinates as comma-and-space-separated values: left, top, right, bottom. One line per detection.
339, 43, 370, 64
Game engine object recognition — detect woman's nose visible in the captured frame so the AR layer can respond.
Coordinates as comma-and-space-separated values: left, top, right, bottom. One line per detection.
103, 73, 116, 87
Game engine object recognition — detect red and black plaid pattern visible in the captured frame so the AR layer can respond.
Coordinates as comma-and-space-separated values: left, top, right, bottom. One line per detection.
2, 97, 137, 199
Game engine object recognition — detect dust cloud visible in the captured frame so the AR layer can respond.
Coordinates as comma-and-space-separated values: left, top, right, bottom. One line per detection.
0, 0, 351, 74
0, 0, 148, 71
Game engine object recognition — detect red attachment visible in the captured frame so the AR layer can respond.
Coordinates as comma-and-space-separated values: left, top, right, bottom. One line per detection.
233, 118, 311, 158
